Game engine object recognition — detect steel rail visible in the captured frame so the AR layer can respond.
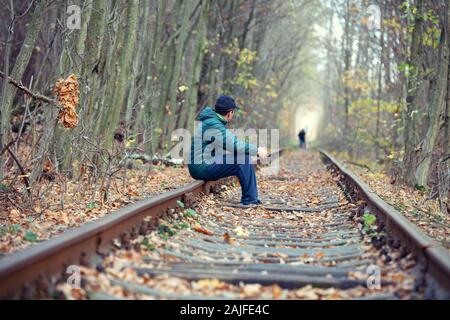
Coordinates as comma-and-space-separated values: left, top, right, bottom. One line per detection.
0, 179, 224, 298
320, 150, 450, 297
0, 149, 284, 298
2, 149, 448, 299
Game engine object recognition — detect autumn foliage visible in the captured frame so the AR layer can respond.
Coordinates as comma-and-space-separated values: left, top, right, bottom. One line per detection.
53, 74, 79, 129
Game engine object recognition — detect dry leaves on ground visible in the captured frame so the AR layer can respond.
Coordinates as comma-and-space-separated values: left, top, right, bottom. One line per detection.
342, 160, 449, 250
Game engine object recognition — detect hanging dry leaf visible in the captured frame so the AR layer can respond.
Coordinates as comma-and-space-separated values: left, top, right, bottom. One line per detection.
53, 74, 79, 129
59, 108, 78, 129
164, 104, 172, 115
43, 159, 54, 173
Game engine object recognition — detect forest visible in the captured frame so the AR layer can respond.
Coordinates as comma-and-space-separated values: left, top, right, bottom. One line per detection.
0, 0, 448, 243
1, 0, 450, 303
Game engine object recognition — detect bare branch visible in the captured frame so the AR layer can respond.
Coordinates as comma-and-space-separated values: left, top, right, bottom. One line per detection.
0, 70, 56, 104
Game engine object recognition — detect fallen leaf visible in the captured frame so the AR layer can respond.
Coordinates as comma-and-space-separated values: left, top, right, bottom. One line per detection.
315, 252, 325, 260
272, 285, 283, 299
193, 225, 214, 236
223, 232, 236, 245
233, 226, 250, 237
243, 284, 261, 296
272, 252, 288, 259
195, 279, 225, 290
10, 209, 20, 218
127, 189, 139, 197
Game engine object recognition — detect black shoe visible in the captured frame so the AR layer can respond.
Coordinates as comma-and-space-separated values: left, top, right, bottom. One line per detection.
241, 200, 262, 206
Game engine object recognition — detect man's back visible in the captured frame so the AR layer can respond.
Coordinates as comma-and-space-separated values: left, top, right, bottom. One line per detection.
299, 130, 306, 140
189, 107, 257, 172
190, 107, 227, 171
186, 96, 264, 206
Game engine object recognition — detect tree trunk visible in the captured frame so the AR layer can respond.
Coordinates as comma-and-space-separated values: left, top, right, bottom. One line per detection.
414, 31, 448, 186
182, 0, 210, 133
446, 0, 450, 156
0, 0, 47, 175
82, 0, 107, 120
104, 1, 140, 149
161, 0, 194, 152
402, 0, 426, 185
415, 1, 450, 186
143, 0, 165, 155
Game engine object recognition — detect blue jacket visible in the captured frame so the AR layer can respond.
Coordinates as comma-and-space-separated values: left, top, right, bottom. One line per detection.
188, 107, 258, 177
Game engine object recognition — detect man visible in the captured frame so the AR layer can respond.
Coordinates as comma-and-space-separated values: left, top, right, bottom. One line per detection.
298, 129, 306, 149
188, 95, 268, 205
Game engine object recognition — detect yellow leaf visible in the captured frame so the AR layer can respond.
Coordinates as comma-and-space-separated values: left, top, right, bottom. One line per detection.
178, 85, 189, 92
10, 209, 20, 218
233, 226, 250, 237
195, 279, 224, 290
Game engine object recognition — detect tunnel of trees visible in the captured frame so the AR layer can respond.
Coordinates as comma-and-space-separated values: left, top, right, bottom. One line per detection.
0, 0, 448, 214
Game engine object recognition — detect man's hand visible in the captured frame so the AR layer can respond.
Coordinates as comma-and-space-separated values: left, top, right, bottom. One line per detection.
258, 147, 268, 161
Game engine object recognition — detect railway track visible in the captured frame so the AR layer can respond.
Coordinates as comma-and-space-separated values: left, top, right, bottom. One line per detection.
0, 151, 449, 299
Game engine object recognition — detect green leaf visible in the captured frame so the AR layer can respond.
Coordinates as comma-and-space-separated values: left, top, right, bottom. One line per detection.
24, 231, 38, 242
141, 239, 156, 251
160, 233, 169, 241
0, 225, 7, 236
158, 224, 176, 237
0, 184, 9, 191
11, 224, 21, 234
86, 202, 96, 210
177, 222, 189, 229
363, 213, 377, 232
414, 184, 427, 192
184, 208, 197, 218
176, 200, 185, 209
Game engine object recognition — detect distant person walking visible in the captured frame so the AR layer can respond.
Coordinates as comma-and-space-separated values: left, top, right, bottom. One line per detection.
298, 129, 306, 149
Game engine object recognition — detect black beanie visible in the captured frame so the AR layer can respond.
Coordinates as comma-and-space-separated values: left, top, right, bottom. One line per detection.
214, 95, 239, 113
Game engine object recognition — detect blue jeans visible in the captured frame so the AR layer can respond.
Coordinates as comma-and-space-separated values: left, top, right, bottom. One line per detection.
189, 154, 259, 205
